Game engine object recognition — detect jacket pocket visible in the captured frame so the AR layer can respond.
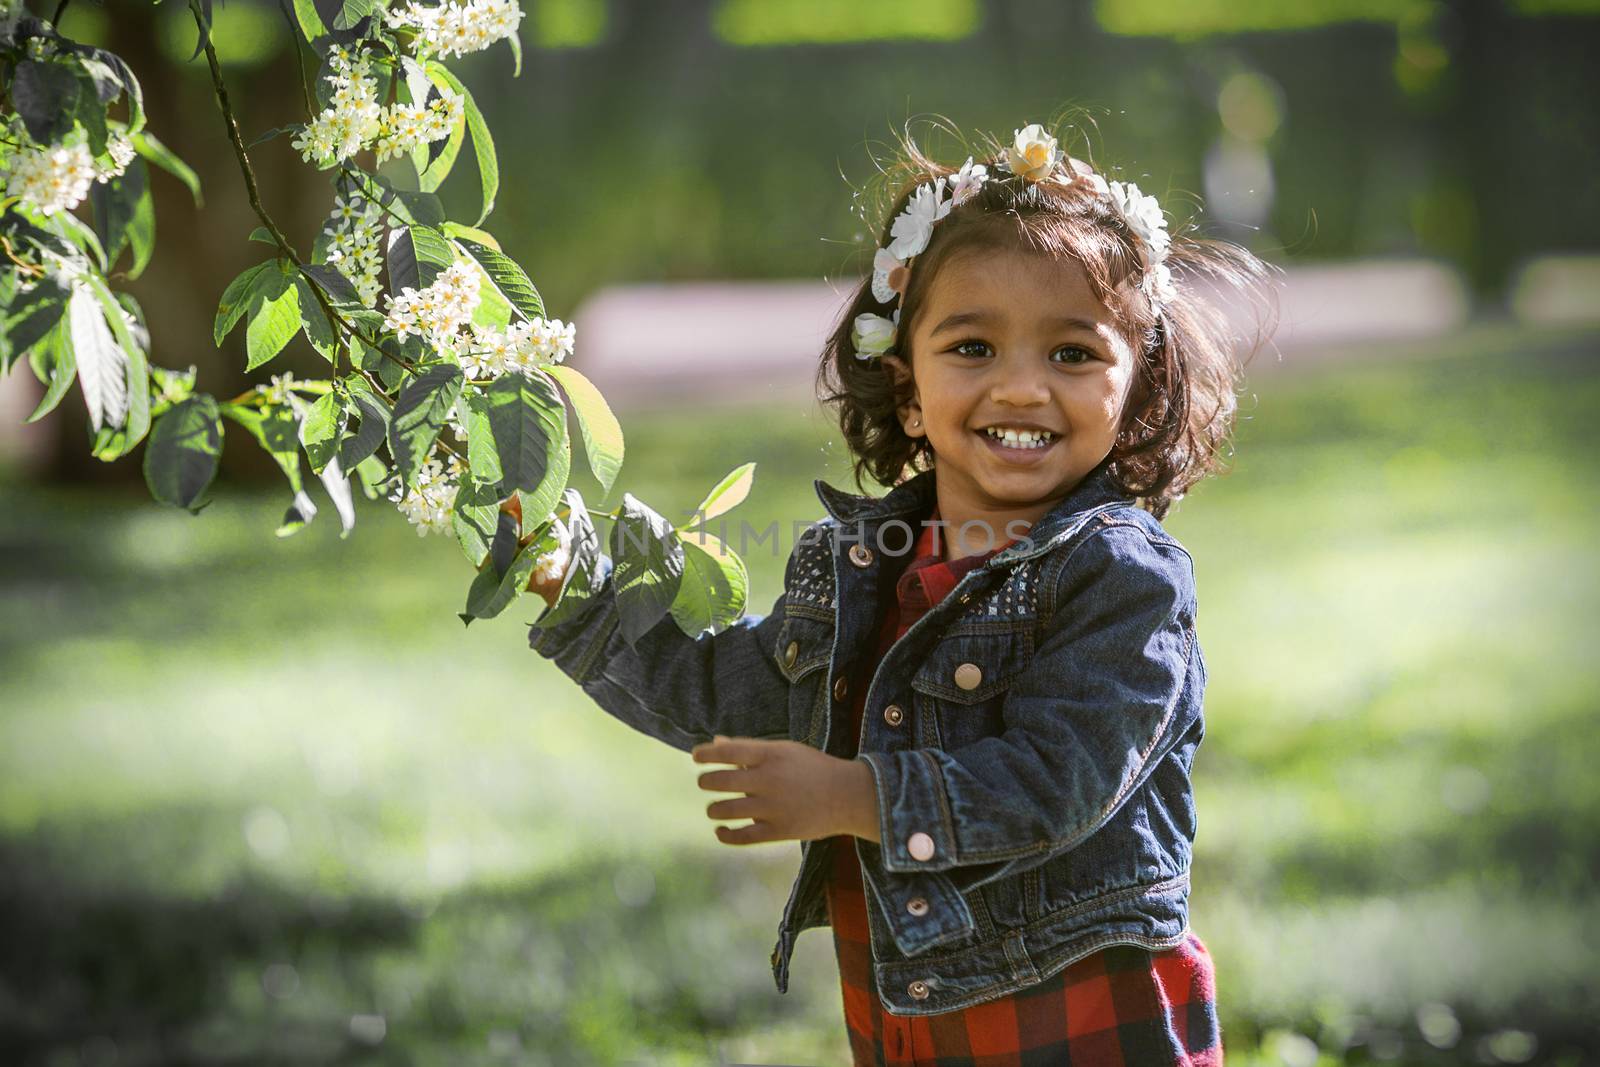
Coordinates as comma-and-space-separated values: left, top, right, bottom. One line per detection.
774, 610, 834, 747
911, 627, 1033, 752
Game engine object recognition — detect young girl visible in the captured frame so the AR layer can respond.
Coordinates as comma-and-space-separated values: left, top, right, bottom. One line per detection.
527, 118, 1270, 1066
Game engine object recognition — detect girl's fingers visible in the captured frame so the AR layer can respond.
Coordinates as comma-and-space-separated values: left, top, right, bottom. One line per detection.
695, 767, 755, 795
705, 795, 762, 821
690, 735, 772, 767
713, 820, 776, 846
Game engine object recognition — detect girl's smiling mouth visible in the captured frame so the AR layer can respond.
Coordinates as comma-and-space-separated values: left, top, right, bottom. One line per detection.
975, 424, 1060, 461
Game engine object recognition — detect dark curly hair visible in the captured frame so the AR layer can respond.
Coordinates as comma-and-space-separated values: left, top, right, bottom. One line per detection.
816, 115, 1278, 520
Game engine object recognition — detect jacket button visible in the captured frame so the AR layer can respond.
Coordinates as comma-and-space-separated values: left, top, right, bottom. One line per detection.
907, 832, 935, 861
906, 896, 929, 916
783, 641, 799, 669
882, 703, 904, 726
908, 980, 930, 1000
953, 662, 983, 690
848, 543, 874, 568
833, 676, 849, 702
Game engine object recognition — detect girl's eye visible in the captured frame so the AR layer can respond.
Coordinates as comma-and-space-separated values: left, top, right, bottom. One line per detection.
1051, 346, 1095, 365
953, 340, 991, 359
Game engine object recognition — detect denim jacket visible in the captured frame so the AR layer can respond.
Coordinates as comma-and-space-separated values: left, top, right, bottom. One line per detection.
526, 455, 1206, 1017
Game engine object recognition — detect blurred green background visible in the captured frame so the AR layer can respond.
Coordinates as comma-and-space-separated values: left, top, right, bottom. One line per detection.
3, 1, 1599, 1064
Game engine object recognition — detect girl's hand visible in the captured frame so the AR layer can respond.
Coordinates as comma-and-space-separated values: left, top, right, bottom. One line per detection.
524, 515, 574, 608
691, 736, 882, 846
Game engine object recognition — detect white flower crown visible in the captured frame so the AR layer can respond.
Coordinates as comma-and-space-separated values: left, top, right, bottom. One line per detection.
850, 122, 1177, 360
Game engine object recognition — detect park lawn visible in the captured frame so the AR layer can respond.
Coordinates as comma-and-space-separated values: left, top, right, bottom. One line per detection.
0, 324, 1595, 1065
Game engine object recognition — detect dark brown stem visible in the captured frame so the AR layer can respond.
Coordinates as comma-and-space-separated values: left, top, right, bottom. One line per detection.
187, 0, 418, 390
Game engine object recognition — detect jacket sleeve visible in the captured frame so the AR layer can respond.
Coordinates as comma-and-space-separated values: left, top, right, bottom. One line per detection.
527, 551, 793, 754
855, 521, 1203, 888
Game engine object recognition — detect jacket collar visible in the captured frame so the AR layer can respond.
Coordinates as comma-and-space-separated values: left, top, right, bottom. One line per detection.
812, 455, 1134, 562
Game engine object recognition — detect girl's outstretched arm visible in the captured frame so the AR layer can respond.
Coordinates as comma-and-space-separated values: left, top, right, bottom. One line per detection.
526, 523, 793, 755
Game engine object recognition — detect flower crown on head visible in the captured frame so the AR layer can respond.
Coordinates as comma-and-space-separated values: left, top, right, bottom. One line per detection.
850, 122, 1177, 361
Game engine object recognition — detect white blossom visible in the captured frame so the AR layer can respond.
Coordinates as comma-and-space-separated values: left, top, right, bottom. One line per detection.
380, 259, 482, 349
4, 133, 97, 216
389, 451, 466, 536
1108, 180, 1171, 261
386, 0, 524, 60
320, 192, 386, 307
1004, 123, 1059, 182
851, 312, 896, 359
870, 247, 903, 304
948, 156, 989, 206
886, 178, 951, 261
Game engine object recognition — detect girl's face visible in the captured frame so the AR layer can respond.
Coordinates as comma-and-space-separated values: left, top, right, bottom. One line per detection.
887, 245, 1139, 526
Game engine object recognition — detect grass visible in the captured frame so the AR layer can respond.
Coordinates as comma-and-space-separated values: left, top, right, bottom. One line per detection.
0, 323, 1596, 1065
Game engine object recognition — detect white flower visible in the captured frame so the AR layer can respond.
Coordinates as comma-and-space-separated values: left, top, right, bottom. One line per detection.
886, 177, 951, 261
387, 0, 524, 60
380, 259, 482, 348
5, 134, 96, 216
1141, 261, 1177, 308
1005, 123, 1059, 182
948, 156, 989, 206
462, 324, 512, 379
531, 540, 570, 585
1108, 180, 1171, 261
870, 246, 904, 304
389, 453, 462, 535
261, 371, 298, 405
851, 312, 896, 359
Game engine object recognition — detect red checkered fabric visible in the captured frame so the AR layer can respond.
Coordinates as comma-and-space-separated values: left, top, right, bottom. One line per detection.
822, 508, 1223, 1065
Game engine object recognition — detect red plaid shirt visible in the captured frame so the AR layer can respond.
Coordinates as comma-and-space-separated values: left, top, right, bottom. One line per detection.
823, 507, 1223, 1066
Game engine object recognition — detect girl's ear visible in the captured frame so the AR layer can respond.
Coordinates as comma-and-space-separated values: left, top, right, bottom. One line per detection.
881, 354, 925, 438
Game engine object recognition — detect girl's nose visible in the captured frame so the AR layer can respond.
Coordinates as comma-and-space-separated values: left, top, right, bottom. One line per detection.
987, 358, 1052, 406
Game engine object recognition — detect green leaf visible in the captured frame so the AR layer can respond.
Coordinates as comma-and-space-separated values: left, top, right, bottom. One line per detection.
610, 493, 687, 645
459, 540, 539, 625
338, 376, 390, 468
142, 394, 223, 511
385, 225, 453, 293
441, 222, 500, 250
353, 453, 389, 499
691, 462, 756, 524
248, 226, 276, 246
3, 296, 66, 379
24, 314, 76, 424
388, 363, 463, 489
670, 530, 749, 637
457, 389, 502, 485
514, 420, 570, 540
295, 276, 339, 362
221, 401, 304, 493
214, 262, 272, 346
484, 369, 564, 495
47, 210, 108, 274
313, 0, 376, 31
457, 238, 543, 321
10, 59, 79, 144
131, 129, 202, 208
547, 364, 623, 498
244, 265, 302, 371
424, 62, 496, 223
292, 0, 328, 39
298, 389, 345, 473
89, 156, 153, 278
84, 275, 151, 460
451, 478, 500, 568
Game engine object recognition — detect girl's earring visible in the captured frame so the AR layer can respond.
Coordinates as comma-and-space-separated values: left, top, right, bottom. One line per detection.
909, 418, 921, 429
